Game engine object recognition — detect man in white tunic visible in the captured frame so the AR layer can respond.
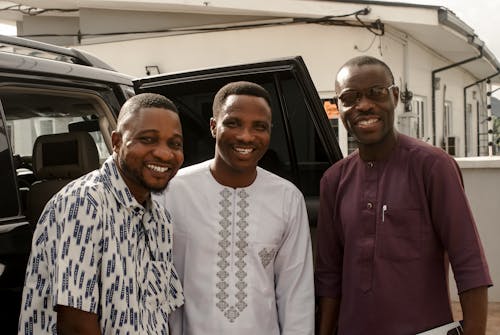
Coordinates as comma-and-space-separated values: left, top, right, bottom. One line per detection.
156, 81, 314, 334
19, 93, 184, 334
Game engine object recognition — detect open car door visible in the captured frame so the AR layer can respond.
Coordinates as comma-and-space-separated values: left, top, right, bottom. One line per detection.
133, 56, 343, 230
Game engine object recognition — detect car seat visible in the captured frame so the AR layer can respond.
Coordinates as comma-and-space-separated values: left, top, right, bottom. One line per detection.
27, 131, 100, 228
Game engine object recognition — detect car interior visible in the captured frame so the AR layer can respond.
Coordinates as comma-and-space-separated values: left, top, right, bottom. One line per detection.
0, 85, 115, 224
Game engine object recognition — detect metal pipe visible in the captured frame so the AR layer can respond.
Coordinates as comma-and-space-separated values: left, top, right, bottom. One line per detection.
432, 49, 483, 146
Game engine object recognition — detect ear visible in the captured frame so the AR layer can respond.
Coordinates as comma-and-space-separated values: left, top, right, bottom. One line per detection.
392, 86, 400, 107
210, 117, 217, 138
111, 131, 122, 153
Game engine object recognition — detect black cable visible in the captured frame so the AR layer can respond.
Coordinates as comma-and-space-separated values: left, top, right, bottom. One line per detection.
0, 4, 78, 16
8, 5, 383, 39
355, 14, 384, 36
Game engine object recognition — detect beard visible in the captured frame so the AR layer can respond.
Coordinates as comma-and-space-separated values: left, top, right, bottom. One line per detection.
119, 157, 169, 193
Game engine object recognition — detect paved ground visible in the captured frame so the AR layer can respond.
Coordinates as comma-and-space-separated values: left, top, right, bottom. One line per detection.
451, 301, 500, 335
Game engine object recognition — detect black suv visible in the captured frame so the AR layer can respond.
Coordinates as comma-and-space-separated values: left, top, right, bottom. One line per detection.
0, 35, 342, 333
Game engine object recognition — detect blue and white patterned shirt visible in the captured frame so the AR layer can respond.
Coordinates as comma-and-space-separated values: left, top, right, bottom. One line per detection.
19, 156, 184, 335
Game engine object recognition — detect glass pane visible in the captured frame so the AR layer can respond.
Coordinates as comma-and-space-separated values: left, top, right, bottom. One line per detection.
279, 74, 330, 197
0, 87, 113, 216
0, 111, 20, 218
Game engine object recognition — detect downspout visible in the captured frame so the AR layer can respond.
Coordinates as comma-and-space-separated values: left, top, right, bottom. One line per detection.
463, 70, 500, 156
431, 48, 483, 145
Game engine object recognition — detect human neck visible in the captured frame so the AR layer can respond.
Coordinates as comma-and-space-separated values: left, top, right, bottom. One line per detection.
209, 160, 257, 188
358, 131, 398, 162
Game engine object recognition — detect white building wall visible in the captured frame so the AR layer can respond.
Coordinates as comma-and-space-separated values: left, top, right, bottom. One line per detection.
454, 157, 500, 302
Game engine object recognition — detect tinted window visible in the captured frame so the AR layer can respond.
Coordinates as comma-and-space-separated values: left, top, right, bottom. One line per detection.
279, 74, 330, 196
0, 107, 20, 218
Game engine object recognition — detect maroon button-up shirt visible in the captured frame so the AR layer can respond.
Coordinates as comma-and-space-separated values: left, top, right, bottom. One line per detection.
315, 134, 492, 335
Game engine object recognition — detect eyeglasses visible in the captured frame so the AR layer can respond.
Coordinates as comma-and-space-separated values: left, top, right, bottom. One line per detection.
335, 84, 397, 109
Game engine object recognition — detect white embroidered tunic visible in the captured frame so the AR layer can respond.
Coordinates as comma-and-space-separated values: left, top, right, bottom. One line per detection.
155, 160, 314, 335
19, 157, 184, 335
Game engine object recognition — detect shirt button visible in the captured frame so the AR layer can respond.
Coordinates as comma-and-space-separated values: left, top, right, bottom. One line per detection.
367, 202, 373, 209
367, 162, 374, 168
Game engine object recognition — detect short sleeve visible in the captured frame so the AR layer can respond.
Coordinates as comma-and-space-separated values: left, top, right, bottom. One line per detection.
50, 190, 103, 313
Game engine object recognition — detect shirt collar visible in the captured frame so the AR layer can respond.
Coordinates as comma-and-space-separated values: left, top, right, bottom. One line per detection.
101, 156, 151, 212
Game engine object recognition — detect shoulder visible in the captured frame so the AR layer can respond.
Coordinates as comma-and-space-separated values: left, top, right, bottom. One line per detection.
170, 160, 211, 185
33, 169, 107, 242
397, 133, 457, 169
322, 150, 359, 184
157, 160, 212, 203
256, 167, 304, 199
58, 169, 104, 199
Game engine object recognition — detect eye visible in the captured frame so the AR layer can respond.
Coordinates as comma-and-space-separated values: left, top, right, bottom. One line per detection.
368, 87, 389, 100
139, 136, 154, 144
254, 122, 270, 132
223, 119, 239, 128
339, 91, 359, 107
169, 140, 183, 150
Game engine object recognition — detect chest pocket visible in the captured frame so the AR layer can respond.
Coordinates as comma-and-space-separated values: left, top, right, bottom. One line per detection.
378, 208, 423, 261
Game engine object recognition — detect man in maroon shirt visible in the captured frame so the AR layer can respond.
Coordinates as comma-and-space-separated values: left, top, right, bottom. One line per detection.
315, 56, 492, 335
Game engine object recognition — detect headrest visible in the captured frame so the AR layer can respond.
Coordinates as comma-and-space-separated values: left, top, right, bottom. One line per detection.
32, 131, 100, 179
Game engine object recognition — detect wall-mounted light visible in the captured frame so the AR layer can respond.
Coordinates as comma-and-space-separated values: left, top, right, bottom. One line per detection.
434, 77, 441, 90
145, 65, 160, 76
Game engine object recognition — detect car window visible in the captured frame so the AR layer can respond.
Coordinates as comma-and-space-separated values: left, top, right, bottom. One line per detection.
0, 108, 20, 219
278, 74, 330, 197
0, 86, 116, 217
2, 89, 112, 162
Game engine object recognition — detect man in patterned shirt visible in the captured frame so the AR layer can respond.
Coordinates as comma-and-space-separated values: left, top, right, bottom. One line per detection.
19, 93, 184, 334
155, 81, 314, 334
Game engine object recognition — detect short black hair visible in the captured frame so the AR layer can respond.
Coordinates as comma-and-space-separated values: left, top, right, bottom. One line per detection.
337, 56, 395, 84
212, 81, 271, 118
117, 93, 178, 131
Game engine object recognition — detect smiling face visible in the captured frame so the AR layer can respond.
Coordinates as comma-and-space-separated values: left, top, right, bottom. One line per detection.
112, 107, 184, 203
210, 94, 271, 187
336, 63, 399, 155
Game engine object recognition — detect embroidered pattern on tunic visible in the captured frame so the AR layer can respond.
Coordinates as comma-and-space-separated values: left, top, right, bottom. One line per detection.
258, 248, 276, 268
216, 188, 249, 322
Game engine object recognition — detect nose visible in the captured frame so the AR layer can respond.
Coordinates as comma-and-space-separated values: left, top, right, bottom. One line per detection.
236, 127, 255, 142
354, 93, 375, 111
153, 144, 174, 161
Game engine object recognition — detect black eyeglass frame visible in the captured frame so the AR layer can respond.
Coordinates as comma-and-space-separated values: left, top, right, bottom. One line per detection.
333, 84, 398, 111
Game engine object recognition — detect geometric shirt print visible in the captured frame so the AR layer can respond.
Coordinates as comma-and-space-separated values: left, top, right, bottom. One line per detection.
215, 188, 249, 323
18, 156, 183, 335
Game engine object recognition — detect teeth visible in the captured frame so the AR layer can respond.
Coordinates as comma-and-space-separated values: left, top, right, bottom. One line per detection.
235, 147, 253, 154
358, 119, 378, 126
148, 164, 169, 173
